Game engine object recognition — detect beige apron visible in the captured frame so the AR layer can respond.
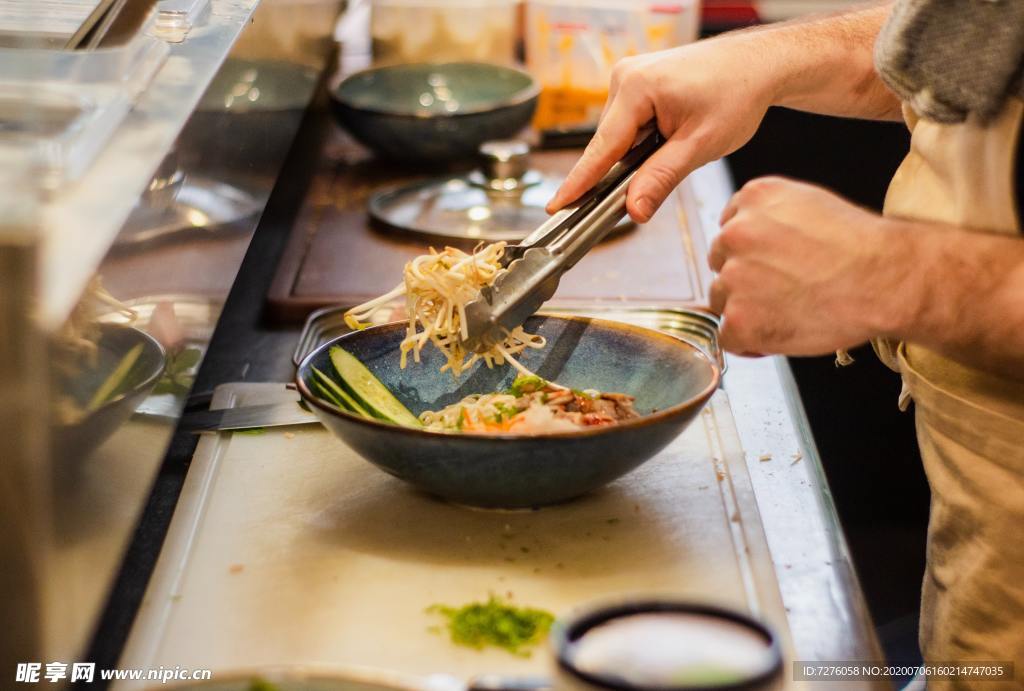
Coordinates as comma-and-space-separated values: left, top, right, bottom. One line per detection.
875, 98, 1024, 689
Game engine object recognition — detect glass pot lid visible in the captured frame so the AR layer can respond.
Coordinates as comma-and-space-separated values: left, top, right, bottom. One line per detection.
368, 140, 633, 243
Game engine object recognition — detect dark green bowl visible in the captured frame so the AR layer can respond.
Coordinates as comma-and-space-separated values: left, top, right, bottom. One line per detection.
330, 61, 539, 160
53, 324, 166, 460
296, 315, 720, 509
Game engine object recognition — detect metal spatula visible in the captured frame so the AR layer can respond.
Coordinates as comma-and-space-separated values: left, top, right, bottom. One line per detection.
461, 128, 664, 353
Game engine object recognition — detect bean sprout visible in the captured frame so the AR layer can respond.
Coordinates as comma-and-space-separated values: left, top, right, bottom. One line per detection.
344, 243, 547, 377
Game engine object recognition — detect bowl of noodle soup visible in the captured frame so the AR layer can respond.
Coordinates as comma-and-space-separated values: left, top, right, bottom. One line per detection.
296, 314, 719, 508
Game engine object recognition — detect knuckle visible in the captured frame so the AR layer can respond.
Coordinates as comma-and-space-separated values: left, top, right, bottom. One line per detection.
612, 56, 638, 76
740, 175, 788, 199
720, 308, 748, 350
724, 302, 745, 330
615, 64, 646, 90
708, 235, 724, 259
642, 162, 680, 194
758, 175, 789, 187
718, 216, 752, 252
710, 272, 729, 296
707, 245, 725, 273
687, 127, 714, 154
709, 275, 725, 295
740, 178, 770, 197
717, 259, 744, 288
708, 284, 727, 315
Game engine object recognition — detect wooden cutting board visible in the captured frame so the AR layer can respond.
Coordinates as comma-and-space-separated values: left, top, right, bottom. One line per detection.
118, 382, 791, 686
266, 129, 712, 323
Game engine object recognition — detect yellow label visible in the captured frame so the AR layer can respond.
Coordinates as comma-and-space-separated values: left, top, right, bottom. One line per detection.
532, 85, 609, 130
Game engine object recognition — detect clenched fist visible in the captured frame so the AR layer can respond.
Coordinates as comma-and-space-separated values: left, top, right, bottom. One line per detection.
708, 177, 915, 356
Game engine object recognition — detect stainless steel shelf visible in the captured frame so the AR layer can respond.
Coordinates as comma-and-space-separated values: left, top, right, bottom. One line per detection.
37, 0, 260, 332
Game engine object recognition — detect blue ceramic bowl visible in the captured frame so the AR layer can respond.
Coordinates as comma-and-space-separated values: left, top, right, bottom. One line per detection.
296, 315, 720, 509
330, 61, 539, 160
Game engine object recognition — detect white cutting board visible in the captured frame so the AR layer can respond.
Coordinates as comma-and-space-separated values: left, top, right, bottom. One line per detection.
119, 383, 791, 685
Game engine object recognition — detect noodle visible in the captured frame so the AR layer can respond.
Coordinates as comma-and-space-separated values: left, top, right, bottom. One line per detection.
344, 243, 548, 377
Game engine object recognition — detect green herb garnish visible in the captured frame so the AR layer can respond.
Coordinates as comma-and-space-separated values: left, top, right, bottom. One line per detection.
494, 403, 520, 423
507, 375, 547, 397
152, 346, 203, 398
427, 596, 554, 657
247, 680, 281, 691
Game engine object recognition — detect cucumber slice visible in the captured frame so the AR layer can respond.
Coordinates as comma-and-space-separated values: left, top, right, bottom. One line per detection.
311, 373, 346, 410
329, 346, 421, 428
311, 367, 372, 419
312, 376, 347, 410
86, 343, 144, 412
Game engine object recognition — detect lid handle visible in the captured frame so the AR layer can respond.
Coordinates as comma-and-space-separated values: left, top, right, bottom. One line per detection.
479, 140, 531, 190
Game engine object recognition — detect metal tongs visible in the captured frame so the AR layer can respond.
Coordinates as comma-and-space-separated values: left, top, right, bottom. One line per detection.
462, 128, 664, 353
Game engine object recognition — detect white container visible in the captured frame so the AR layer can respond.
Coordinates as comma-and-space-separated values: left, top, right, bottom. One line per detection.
526, 0, 700, 128
370, 0, 518, 65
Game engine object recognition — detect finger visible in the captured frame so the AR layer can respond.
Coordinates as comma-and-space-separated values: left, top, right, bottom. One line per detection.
719, 304, 768, 357
718, 314, 741, 353
599, 72, 621, 123
719, 192, 742, 226
707, 234, 729, 272
625, 136, 699, 223
708, 277, 728, 315
598, 94, 614, 124
547, 97, 651, 213
718, 313, 754, 355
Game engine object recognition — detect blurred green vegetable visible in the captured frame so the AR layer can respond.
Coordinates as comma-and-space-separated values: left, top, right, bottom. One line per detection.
247, 679, 280, 691
153, 346, 203, 397
506, 375, 547, 397
427, 596, 554, 657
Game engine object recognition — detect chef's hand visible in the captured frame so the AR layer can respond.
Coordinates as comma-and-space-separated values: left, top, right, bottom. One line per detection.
708, 176, 908, 356
546, 4, 900, 223
546, 37, 776, 223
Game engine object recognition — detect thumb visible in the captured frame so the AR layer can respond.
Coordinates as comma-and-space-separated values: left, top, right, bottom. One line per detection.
625, 137, 699, 223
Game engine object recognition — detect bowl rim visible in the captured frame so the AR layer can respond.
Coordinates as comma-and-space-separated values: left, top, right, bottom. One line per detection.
330, 60, 541, 119
77, 323, 167, 415
295, 314, 721, 441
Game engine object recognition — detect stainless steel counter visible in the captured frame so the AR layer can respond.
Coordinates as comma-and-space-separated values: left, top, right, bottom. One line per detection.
688, 162, 884, 668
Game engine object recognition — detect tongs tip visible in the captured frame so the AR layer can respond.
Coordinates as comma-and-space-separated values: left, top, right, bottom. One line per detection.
460, 129, 664, 354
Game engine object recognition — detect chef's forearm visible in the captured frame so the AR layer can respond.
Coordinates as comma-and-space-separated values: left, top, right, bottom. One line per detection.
728, 2, 902, 121
884, 221, 1024, 379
